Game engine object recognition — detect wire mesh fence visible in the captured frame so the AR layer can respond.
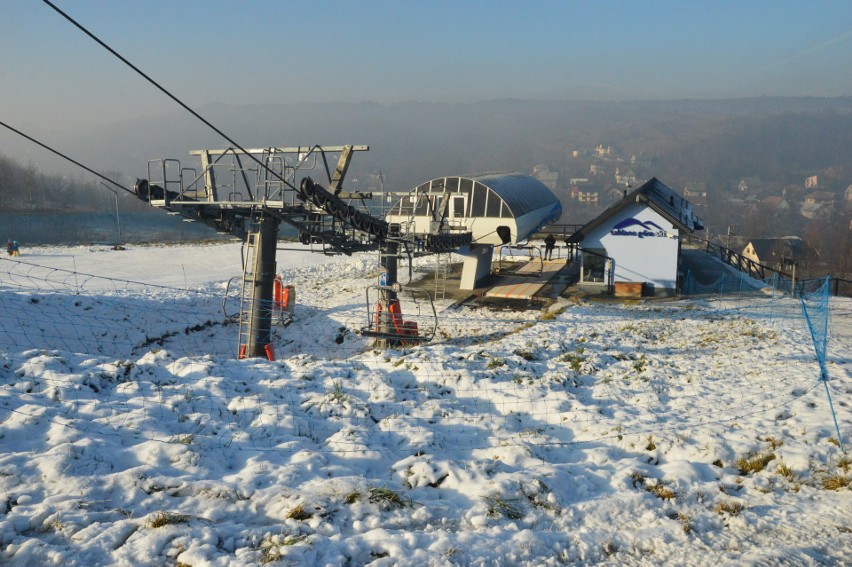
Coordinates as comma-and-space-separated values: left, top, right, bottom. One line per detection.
0, 255, 843, 458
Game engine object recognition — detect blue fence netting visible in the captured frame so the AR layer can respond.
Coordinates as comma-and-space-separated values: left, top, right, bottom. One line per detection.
684, 269, 845, 450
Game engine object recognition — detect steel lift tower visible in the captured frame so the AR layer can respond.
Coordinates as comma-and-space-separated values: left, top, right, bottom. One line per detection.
134, 145, 472, 358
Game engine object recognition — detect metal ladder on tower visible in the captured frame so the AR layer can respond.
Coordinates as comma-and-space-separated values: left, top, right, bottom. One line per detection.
258, 149, 289, 202
237, 213, 261, 357
434, 253, 449, 300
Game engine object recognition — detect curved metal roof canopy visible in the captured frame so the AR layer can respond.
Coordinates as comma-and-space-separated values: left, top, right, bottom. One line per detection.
471, 172, 560, 218
398, 172, 561, 220
387, 172, 562, 245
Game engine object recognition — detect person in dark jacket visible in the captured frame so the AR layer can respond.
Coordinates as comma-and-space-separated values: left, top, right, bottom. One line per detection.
544, 233, 556, 260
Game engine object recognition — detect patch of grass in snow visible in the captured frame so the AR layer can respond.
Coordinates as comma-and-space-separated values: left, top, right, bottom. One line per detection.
632, 473, 677, 500
513, 348, 538, 361
821, 474, 850, 491
775, 461, 797, 482
507, 321, 535, 335
260, 532, 309, 563
760, 435, 784, 450
739, 323, 776, 340
540, 308, 563, 321
483, 494, 525, 519
735, 451, 776, 475
368, 486, 410, 510
839, 457, 851, 473
714, 501, 745, 516
558, 352, 584, 372
327, 381, 348, 404
602, 540, 618, 557
147, 511, 190, 528
676, 512, 692, 533
343, 491, 361, 505
487, 357, 506, 369
645, 435, 656, 451
645, 482, 677, 500
521, 480, 558, 512
286, 504, 313, 520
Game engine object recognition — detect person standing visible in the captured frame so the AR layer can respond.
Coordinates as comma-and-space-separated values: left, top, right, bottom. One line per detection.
544, 233, 556, 260
6, 240, 12, 256
12, 241, 19, 256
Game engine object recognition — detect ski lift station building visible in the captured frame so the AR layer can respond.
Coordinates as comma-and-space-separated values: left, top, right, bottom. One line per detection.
566, 177, 704, 297
386, 172, 562, 245
386, 172, 563, 289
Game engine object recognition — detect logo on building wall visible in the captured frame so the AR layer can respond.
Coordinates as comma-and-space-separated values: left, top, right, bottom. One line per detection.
610, 218, 667, 239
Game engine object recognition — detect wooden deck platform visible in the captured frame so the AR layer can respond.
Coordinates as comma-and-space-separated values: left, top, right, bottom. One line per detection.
485, 258, 569, 300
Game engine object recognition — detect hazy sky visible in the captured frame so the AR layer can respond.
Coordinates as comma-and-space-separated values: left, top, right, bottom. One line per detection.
2, 0, 851, 136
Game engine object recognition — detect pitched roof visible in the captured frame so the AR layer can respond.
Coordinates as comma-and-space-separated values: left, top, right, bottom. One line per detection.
804, 191, 835, 202
745, 237, 804, 263
567, 177, 704, 243
761, 196, 788, 208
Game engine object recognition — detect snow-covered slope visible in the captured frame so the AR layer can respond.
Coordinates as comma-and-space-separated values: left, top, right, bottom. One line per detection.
0, 244, 849, 566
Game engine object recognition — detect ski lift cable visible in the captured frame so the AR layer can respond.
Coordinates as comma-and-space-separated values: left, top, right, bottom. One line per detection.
41, 0, 297, 193
0, 120, 130, 195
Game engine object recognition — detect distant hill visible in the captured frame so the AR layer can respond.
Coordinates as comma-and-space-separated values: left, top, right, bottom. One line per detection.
33, 96, 852, 193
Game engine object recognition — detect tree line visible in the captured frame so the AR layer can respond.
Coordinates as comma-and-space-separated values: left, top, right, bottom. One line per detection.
0, 153, 149, 213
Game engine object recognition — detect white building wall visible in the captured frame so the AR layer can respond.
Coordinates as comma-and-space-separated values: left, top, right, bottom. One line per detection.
583, 203, 680, 293
386, 201, 562, 246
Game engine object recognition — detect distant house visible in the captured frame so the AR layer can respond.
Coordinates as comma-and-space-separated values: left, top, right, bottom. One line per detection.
800, 191, 835, 219
737, 176, 764, 192
594, 144, 612, 157
742, 237, 809, 268
567, 178, 704, 297
683, 183, 709, 208
800, 202, 833, 220
577, 190, 599, 206
568, 185, 601, 204
804, 175, 819, 189
532, 164, 559, 191
683, 183, 707, 198
804, 191, 835, 205
604, 186, 627, 205
614, 167, 637, 186
845, 185, 852, 202
759, 196, 790, 215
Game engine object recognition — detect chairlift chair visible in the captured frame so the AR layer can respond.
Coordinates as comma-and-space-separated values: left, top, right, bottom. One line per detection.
360, 284, 437, 345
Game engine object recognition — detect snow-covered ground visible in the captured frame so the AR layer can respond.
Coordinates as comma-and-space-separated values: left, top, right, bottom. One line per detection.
0, 243, 849, 566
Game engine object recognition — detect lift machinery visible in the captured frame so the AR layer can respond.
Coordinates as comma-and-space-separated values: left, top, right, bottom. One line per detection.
134, 145, 472, 357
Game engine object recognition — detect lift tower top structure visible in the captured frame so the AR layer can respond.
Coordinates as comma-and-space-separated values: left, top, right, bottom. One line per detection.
134, 144, 473, 357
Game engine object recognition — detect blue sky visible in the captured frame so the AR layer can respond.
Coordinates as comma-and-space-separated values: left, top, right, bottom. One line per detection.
1, 0, 851, 134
